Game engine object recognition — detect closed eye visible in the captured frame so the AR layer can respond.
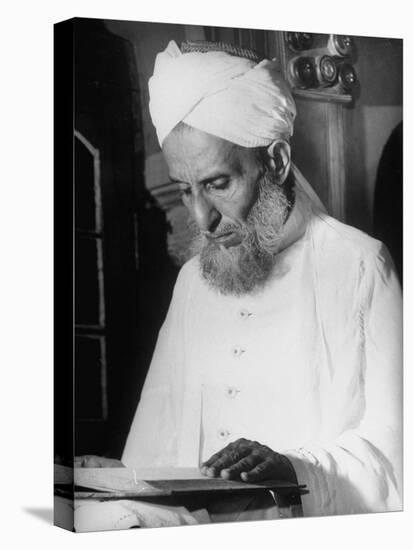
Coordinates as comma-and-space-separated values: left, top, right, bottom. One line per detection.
205, 179, 230, 193
171, 176, 230, 198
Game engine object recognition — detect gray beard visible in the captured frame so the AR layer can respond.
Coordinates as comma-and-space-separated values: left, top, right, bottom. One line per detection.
187, 172, 292, 296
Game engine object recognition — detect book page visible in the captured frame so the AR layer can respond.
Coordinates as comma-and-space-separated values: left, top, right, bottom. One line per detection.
55, 465, 206, 493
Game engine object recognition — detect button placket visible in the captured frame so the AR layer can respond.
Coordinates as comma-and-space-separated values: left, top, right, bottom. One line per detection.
232, 307, 252, 360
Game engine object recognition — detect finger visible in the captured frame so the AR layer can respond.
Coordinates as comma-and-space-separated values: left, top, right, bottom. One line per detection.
83, 456, 101, 468
201, 438, 253, 469
201, 439, 253, 475
220, 453, 262, 480
240, 460, 274, 483
77, 455, 93, 467
203, 446, 252, 477
201, 450, 227, 471
201, 440, 242, 468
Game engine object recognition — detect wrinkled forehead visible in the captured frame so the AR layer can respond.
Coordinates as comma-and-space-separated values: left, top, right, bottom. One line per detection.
162, 124, 259, 180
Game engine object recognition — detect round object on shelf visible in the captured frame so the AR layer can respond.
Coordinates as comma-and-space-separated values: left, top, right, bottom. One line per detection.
338, 62, 357, 91
286, 32, 314, 52
318, 55, 338, 86
329, 34, 354, 57
289, 56, 318, 89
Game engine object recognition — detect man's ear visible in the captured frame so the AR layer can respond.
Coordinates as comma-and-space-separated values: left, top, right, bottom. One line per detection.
266, 139, 291, 186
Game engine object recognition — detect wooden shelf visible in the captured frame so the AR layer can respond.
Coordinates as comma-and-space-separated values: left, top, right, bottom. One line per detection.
293, 88, 353, 104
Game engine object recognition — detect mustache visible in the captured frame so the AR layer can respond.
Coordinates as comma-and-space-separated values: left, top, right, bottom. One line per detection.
188, 171, 285, 239
186, 167, 291, 259
202, 223, 243, 240
188, 213, 250, 245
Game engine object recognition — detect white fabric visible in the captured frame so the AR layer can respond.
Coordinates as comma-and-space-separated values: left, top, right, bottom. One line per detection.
122, 188, 402, 518
73, 499, 208, 532
291, 163, 327, 214
149, 40, 296, 147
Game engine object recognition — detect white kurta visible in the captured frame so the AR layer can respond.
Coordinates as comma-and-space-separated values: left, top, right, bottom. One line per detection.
122, 188, 402, 518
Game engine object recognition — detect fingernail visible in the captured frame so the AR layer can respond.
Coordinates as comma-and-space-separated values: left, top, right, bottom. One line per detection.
207, 467, 216, 477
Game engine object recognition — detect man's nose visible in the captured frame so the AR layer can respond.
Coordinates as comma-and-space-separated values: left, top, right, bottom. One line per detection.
192, 192, 221, 233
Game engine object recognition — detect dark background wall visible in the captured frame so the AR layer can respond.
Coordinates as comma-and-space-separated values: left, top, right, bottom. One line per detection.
346, 36, 402, 232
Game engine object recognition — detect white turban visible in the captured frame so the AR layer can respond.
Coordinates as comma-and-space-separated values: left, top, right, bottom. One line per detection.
148, 41, 326, 213
148, 40, 296, 148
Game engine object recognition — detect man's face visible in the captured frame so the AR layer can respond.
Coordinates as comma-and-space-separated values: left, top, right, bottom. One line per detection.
163, 125, 262, 247
162, 124, 290, 295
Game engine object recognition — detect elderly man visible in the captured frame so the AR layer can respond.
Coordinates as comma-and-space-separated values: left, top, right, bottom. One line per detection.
79, 40, 402, 523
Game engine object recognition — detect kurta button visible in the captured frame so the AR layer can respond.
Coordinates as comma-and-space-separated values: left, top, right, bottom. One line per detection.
238, 309, 251, 320
226, 386, 240, 398
217, 429, 230, 440
232, 346, 244, 357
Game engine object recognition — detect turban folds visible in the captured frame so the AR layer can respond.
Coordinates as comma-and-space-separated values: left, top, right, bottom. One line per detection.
149, 40, 297, 148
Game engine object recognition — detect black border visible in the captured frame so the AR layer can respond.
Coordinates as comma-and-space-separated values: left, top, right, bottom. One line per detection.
54, 17, 75, 531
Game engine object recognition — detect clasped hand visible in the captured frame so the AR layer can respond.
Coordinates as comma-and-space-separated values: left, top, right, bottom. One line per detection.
200, 438, 297, 484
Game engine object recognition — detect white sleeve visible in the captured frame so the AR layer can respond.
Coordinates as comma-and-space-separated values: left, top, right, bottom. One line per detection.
121, 266, 189, 468
285, 245, 402, 516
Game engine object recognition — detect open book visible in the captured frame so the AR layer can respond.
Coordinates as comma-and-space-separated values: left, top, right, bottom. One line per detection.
55, 464, 307, 499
